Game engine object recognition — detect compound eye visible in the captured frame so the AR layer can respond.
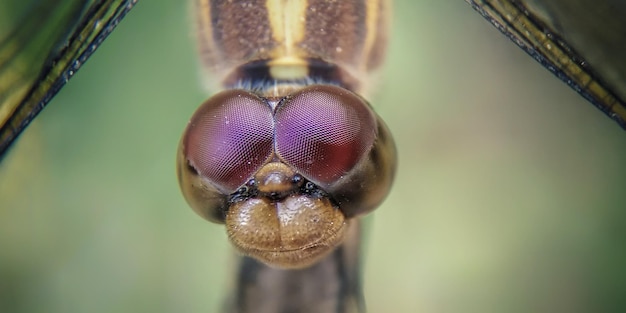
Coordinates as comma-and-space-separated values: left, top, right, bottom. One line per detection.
274, 85, 377, 186
182, 90, 274, 193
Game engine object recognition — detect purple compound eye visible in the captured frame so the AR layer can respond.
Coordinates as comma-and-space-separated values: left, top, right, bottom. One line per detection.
182, 90, 274, 193
275, 85, 377, 186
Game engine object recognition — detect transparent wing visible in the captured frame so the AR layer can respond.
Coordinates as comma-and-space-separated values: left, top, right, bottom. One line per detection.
466, 0, 626, 130
0, 0, 137, 160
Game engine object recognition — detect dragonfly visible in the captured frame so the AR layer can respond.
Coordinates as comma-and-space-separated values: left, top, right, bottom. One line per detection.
0, 2, 610, 312
177, 0, 395, 311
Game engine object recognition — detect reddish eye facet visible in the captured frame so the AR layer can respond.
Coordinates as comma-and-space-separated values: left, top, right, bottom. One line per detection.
274, 85, 377, 185
182, 90, 274, 193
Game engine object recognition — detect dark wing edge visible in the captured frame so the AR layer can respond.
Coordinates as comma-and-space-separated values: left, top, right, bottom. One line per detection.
465, 0, 626, 131
0, 0, 138, 160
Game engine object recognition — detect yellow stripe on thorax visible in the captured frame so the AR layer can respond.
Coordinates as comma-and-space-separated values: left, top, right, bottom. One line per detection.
363, 0, 381, 70
266, 0, 309, 79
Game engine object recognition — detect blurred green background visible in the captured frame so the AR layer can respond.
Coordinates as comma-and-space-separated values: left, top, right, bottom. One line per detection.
1, 1, 626, 312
